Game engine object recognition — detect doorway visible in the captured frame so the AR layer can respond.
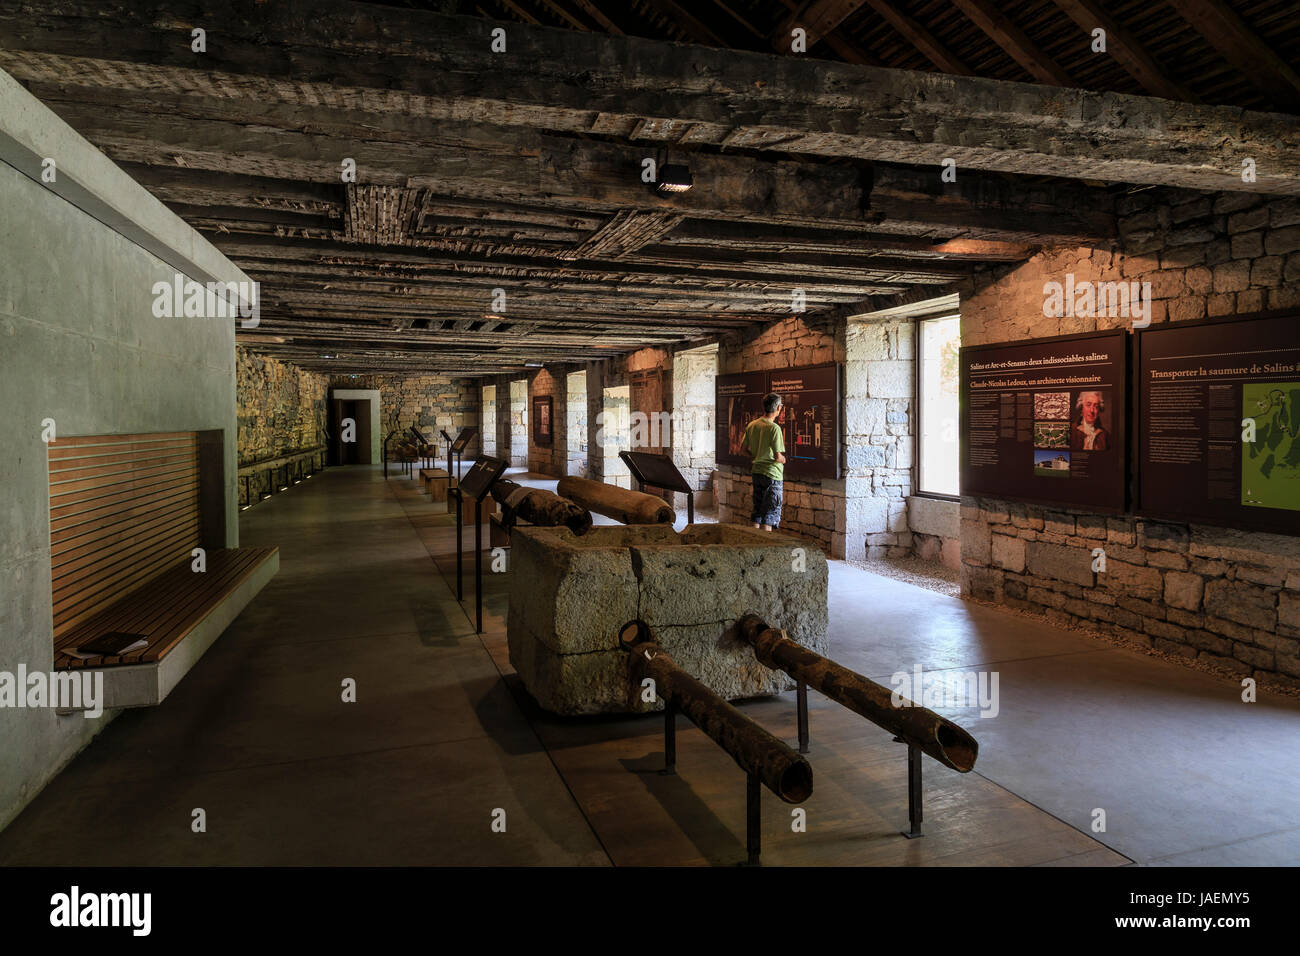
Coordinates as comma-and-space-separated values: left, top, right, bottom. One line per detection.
328, 388, 382, 465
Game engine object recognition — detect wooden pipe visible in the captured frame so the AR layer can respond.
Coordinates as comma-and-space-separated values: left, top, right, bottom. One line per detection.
557, 475, 673, 525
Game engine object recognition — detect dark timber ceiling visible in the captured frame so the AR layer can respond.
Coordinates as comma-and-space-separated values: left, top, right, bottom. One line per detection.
1, 0, 1297, 374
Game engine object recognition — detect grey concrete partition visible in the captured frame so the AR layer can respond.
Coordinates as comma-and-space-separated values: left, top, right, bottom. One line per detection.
507, 524, 829, 714
0, 68, 251, 831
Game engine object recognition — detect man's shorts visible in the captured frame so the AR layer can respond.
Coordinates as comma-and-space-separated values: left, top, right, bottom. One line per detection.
751, 473, 783, 527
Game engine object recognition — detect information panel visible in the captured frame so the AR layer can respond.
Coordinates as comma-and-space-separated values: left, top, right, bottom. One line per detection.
770, 364, 840, 480
1136, 312, 1300, 534
716, 371, 768, 468
714, 365, 841, 479
961, 330, 1127, 512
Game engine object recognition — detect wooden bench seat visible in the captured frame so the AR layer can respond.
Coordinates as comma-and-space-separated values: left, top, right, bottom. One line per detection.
52, 547, 279, 708
420, 467, 449, 501
48, 431, 278, 709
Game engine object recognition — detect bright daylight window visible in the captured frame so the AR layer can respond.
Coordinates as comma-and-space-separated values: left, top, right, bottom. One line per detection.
917, 314, 961, 497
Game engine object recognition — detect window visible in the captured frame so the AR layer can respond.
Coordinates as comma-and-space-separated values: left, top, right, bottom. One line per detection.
917, 314, 961, 497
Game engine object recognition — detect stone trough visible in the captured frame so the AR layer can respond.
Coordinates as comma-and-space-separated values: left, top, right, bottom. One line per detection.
507, 524, 829, 714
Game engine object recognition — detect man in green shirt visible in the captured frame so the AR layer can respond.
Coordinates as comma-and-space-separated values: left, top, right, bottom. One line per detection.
742, 392, 787, 531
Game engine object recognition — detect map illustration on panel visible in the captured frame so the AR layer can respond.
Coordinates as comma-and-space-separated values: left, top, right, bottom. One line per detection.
1242, 383, 1300, 512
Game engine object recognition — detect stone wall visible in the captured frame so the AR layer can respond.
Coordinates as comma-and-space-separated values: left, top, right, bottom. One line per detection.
909, 495, 961, 569
844, 316, 915, 560
528, 366, 567, 476
565, 370, 587, 476
715, 314, 845, 554
672, 348, 718, 506
236, 349, 328, 464
481, 384, 497, 458
328, 373, 480, 457
508, 378, 528, 467
958, 187, 1300, 686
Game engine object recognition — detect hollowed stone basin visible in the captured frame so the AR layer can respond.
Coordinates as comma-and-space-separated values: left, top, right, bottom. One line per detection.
507, 524, 829, 714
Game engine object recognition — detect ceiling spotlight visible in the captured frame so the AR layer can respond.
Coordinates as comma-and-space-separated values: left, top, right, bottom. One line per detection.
655, 163, 693, 195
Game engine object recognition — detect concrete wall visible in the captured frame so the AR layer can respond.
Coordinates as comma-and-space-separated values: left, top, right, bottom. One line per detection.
0, 100, 244, 828
957, 187, 1300, 686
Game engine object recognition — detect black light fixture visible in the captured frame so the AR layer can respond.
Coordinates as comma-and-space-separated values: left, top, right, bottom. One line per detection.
655, 162, 693, 195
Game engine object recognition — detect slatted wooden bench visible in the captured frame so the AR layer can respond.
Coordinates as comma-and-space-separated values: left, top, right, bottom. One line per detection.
48, 431, 278, 709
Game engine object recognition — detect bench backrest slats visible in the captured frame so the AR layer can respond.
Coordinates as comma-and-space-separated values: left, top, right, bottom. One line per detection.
48, 432, 201, 637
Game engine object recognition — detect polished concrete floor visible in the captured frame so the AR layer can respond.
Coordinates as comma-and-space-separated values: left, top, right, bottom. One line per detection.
2, 464, 1297, 865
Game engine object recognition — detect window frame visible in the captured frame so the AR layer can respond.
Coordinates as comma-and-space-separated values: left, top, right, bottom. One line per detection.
913, 313, 962, 501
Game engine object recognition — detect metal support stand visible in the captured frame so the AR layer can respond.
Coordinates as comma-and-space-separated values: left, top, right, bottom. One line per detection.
796, 679, 809, 754
745, 772, 761, 866
902, 741, 923, 839
660, 700, 676, 775
474, 499, 484, 634
686, 489, 695, 526
452, 488, 463, 600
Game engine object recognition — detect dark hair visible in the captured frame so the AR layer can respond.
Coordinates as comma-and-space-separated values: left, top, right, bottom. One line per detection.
763, 392, 782, 414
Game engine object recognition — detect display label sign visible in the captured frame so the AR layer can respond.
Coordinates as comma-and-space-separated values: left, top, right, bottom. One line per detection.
451, 425, 478, 453
1136, 312, 1300, 534
716, 371, 768, 468
714, 365, 841, 480
960, 330, 1127, 512
459, 455, 508, 500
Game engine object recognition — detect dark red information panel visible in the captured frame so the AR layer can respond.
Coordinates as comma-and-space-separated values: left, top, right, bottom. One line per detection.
961, 330, 1128, 512
770, 364, 840, 480
1136, 311, 1300, 535
715, 365, 841, 479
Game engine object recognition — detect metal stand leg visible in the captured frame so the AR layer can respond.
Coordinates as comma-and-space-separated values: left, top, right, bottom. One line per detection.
660, 699, 676, 775
474, 499, 483, 634
687, 490, 695, 526
454, 490, 463, 601
902, 742, 923, 839
796, 679, 809, 754
745, 772, 761, 866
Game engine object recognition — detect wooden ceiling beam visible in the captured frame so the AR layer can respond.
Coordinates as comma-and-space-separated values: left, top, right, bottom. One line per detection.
861, 0, 974, 75
1050, 0, 1197, 103
2, 3, 1294, 193
1164, 0, 1300, 113
950, 0, 1077, 86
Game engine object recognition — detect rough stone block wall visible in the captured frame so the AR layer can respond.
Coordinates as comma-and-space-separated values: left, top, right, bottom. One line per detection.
528, 366, 567, 476
715, 314, 844, 554
508, 378, 528, 466
844, 317, 914, 560
909, 495, 961, 569
329, 373, 479, 457
481, 384, 497, 458
958, 188, 1300, 684
565, 371, 587, 476
672, 348, 718, 506
236, 349, 328, 464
